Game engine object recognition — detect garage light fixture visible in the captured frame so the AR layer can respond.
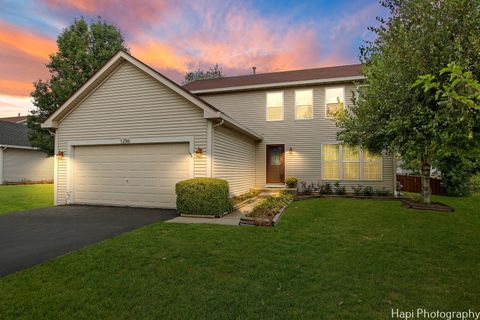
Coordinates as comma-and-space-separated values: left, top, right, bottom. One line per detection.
56, 151, 64, 159
195, 147, 203, 157
288, 146, 293, 154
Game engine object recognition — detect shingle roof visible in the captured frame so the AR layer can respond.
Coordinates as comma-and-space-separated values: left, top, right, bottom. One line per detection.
0, 121, 32, 147
183, 64, 364, 92
0, 116, 28, 123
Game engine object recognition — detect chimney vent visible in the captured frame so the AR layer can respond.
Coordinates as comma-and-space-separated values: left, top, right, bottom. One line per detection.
252, 66, 256, 75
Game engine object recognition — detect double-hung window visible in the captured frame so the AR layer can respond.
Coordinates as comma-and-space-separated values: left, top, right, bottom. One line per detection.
321, 144, 382, 180
363, 151, 382, 180
295, 89, 313, 120
321, 144, 340, 180
325, 87, 344, 118
342, 145, 361, 180
266, 92, 284, 121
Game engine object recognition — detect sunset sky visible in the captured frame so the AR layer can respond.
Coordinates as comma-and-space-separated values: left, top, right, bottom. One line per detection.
0, 0, 386, 117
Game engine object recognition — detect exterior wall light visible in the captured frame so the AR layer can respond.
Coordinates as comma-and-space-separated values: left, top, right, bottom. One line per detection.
56, 151, 64, 159
195, 147, 203, 157
288, 147, 293, 154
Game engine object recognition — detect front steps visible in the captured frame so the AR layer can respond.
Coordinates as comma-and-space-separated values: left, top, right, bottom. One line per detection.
251, 187, 297, 197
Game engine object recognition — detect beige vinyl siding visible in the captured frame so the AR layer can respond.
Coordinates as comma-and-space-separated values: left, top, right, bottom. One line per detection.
2, 149, 53, 183
55, 61, 208, 204
213, 125, 255, 195
200, 83, 396, 193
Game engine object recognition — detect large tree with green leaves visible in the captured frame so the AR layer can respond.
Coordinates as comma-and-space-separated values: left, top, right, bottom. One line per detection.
336, 0, 480, 203
28, 17, 129, 155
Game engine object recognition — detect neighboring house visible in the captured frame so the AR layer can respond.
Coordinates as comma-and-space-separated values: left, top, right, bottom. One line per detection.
0, 115, 28, 124
42, 51, 396, 209
0, 121, 53, 184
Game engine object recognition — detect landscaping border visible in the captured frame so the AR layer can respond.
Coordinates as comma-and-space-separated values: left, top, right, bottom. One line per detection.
239, 200, 291, 227
294, 194, 408, 201
401, 199, 454, 212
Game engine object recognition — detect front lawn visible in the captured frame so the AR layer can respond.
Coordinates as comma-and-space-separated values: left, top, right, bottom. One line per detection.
0, 184, 53, 215
1, 195, 479, 319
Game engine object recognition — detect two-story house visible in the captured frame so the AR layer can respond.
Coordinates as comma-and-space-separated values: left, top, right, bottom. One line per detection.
42, 51, 395, 209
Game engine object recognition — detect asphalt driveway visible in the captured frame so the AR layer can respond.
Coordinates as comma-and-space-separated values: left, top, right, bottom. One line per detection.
0, 205, 176, 276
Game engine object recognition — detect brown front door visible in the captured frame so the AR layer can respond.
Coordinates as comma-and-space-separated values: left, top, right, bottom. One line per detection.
266, 144, 285, 184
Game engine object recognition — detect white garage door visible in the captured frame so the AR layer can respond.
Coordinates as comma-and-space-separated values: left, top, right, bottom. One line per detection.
73, 143, 190, 208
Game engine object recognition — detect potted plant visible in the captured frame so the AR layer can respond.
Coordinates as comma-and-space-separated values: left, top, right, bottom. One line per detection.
284, 177, 298, 188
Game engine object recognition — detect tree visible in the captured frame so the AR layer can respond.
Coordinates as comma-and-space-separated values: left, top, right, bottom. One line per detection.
183, 64, 224, 84
335, 0, 480, 203
28, 17, 129, 155
414, 63, 480, 195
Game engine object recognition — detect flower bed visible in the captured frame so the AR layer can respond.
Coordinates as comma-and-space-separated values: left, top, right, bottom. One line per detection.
239, 193, 293, 227
232, 191, 259, 206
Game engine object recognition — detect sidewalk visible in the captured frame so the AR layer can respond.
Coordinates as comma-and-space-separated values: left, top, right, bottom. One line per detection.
166, 199, 258, 226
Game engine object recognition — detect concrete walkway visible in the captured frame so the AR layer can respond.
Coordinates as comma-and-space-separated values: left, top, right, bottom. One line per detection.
167, 199, 258, 226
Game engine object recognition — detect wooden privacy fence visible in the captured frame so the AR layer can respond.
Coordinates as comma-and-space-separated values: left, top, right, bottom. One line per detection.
396, 175, 444, 195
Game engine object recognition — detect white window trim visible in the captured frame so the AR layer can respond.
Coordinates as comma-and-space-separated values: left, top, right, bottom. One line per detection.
266, 91, 284, 122
294, 89, 314, 120
324, 86, 346, 119
320, 144, 383, 181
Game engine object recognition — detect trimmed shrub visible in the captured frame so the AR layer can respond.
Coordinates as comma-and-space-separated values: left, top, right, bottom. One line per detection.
176, 178, 233, 216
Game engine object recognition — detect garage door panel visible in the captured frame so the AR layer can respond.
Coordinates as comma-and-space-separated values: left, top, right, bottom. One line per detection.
73, 143, 190, 208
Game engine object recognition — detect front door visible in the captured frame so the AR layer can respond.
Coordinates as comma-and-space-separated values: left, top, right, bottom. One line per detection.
266, 144, 285, 184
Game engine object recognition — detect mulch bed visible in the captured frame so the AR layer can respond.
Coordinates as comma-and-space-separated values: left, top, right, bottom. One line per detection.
401, 199, 454, 212
295, 194, 407, 201
239, 202, 290, 227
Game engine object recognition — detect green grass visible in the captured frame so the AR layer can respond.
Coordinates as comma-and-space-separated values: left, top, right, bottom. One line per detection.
0, 194, 479, 319
0, 184, 53, 215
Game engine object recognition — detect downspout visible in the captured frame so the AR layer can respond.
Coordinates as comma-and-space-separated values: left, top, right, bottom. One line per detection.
213, 119, 225, 128
49, 129, 58, 206
208, 119, 225, 178
0, 146, 6, 185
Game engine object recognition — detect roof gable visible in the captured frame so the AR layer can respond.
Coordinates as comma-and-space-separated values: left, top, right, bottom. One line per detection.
41, 51, 261, 141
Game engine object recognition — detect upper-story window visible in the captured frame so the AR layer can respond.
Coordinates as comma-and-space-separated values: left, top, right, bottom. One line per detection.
295, 89, 313, 120
266, 92, 284, 121
325, 87, 344, 118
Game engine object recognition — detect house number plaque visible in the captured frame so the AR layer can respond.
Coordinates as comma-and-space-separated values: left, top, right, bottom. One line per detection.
120, 138, 131, 144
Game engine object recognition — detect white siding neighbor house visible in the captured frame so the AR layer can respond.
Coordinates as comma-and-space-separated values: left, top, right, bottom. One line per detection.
0, 121, 53, 184
42, 51, 396, 209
